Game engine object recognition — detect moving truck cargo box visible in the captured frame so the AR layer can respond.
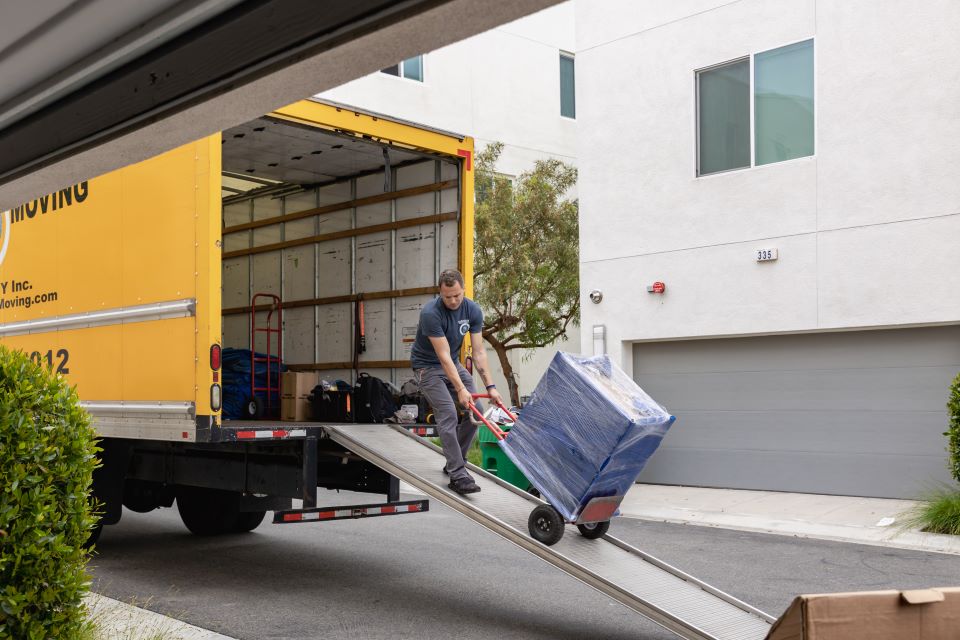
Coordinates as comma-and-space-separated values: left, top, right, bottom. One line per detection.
765, 587, 960, 640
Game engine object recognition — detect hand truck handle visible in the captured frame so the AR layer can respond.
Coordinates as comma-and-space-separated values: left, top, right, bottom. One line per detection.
467, 394, 517, 441
470, 394, 518, 422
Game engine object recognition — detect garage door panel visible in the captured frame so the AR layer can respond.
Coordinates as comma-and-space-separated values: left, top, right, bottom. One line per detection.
633, 326, 959, 499
662, 410, 947, 457
635, 327, 960, 374
637, 448, 946, 499
637, 366, 956, 412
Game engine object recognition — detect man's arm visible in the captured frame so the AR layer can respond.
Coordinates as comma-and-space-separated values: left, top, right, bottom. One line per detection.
470, 332, 505, 406
428, 336, 474, 408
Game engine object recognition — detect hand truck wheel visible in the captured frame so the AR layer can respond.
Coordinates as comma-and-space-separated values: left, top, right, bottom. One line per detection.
576, 520, 610, 539
528, 504, 564, 546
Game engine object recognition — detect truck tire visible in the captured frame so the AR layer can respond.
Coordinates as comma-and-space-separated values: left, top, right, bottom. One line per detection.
232, 510, 267, 533
123, 479, 173, 513
176, 487, 241, 536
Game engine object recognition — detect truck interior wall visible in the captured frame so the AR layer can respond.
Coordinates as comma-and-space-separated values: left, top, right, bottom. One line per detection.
220, 154, 459, 389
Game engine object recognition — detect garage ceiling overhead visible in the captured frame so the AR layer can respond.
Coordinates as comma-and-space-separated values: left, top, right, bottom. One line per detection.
0, 0, 560, 210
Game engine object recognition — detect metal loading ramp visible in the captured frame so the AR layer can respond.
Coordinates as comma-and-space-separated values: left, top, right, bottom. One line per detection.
324, 424, 775, 640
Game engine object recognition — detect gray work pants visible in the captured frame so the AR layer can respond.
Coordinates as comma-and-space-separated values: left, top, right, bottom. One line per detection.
415, 364, 483, 481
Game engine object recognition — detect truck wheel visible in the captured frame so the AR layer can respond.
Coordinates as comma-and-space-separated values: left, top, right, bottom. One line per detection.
231, 510, 267, 533
576, 520, 610, 539
176, 487, 240, 536
528, 504, 564, 546
123, 479, 172, 513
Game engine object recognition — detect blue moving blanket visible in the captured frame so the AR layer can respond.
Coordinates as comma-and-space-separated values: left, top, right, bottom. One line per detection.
501, 352, 675, 522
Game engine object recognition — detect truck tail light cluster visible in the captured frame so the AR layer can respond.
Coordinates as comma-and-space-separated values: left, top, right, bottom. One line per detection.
210, 343, 222, 411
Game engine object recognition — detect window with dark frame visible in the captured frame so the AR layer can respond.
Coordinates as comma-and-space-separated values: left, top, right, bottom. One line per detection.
380, 55, 424, 82
560, 53, 576, 119
697, 39, 814, 176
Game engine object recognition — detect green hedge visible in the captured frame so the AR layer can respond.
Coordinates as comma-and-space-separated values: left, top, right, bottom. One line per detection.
0, 346, 100, 640
948, 372, 960, 484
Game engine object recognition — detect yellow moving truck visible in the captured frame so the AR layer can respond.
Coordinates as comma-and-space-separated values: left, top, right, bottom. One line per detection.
0, 99, 474, 539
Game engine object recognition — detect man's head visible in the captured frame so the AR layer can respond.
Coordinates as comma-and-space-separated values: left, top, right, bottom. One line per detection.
438, 269, 465, 310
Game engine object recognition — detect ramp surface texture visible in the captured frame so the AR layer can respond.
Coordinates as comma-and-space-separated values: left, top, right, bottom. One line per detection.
325, 424, 774, 640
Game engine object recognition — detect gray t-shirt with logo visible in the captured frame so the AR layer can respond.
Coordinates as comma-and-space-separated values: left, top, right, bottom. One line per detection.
410, 297, 484, 369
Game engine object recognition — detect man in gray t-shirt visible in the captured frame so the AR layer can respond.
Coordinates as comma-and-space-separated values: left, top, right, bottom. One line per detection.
411, 269, 504, 494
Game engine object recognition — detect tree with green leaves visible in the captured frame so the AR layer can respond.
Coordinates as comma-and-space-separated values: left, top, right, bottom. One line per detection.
473, 142, 579, 407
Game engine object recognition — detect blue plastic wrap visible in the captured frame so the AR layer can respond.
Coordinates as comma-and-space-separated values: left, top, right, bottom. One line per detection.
221, 348, 286, 420
500, 352, 675, 522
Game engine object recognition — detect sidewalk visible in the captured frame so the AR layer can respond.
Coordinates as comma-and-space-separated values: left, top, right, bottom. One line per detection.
619, 483, 960, 555
85, 594, 237, 640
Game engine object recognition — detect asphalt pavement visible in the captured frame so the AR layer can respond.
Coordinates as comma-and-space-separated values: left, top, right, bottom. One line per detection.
88, 487, 960, 640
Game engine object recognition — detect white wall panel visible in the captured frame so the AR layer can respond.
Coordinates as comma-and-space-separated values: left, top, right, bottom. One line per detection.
355, 232, 390, 292
282, 246, 315, 300
223, 201, 250, 226
359, 298, 391, 360
223, 231, 249, 253
317, 239, 351, 297
222, 314, 248, 350
282, 306, 316, 364
396, 225, 437, 289
221, 257, 249, 308
251, 252, 281, 296
317, 303, 352, 363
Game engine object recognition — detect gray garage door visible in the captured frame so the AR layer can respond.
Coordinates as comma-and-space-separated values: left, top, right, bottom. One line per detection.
633, 326, 960, 499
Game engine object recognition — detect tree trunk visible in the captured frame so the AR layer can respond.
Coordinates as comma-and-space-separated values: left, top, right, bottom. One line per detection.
485, 334, 520, 407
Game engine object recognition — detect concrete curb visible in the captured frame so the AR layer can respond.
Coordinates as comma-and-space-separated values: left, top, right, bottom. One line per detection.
618, 484, 960, 556
85, 593, 237, 640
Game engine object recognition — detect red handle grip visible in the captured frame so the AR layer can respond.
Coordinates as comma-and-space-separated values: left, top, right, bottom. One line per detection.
467, 394, 517, 441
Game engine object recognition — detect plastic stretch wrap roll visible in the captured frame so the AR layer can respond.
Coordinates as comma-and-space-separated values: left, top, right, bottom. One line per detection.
500, 352, 675, 522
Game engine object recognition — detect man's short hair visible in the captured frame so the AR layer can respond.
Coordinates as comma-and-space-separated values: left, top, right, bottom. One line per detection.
438, 269, 464, 288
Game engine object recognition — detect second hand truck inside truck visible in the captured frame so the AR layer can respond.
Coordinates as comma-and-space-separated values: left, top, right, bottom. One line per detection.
0, 99, 475, 542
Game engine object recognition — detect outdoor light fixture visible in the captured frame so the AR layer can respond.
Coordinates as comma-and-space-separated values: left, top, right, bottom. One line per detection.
589, 289, 603, 304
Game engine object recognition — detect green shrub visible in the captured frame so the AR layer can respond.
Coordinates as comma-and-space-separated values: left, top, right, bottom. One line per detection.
905, 488, 960, 536
0, 346, 100, 639
947, 372, 960, 483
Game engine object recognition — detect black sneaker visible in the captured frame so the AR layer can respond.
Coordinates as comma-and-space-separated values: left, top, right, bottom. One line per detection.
448, 477, 481, 495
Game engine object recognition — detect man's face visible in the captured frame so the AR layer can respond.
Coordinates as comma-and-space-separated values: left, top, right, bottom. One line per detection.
439, 282, 464, 310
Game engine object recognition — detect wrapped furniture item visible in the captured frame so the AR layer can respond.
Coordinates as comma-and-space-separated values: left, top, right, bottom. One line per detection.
473, 351, 674, 545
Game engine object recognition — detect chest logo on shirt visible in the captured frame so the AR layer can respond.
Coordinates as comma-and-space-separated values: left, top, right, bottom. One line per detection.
458, 320, 470, 336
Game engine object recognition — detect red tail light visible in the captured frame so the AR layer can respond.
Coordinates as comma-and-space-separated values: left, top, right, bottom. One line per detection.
210, 343, 222, 370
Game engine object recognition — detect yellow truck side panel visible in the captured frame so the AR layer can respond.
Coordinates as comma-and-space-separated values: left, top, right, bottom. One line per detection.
193, 134, 222, 417
1, 139, 218, 416
0, 317, 196, 401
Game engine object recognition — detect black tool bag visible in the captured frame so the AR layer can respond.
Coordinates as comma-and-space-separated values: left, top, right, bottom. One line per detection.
398, 378, 432, 423
355, 373, 398, 423
310, 381, 354, 422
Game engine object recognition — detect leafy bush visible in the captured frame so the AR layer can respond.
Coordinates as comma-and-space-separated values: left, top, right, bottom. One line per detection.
947, 372, 960, 483
0, 346, 100, 639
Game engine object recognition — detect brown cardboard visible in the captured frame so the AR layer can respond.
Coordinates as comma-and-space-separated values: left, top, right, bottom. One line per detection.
281, 371, 319, 398
765, 587, 960, 640
281, 396, 311, 422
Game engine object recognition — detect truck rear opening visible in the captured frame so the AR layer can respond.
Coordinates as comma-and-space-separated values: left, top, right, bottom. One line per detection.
219, 101, 468, 421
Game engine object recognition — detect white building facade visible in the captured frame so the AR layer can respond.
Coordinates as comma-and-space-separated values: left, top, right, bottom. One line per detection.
576, 0, 960, 498
321, 2, 580, 400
